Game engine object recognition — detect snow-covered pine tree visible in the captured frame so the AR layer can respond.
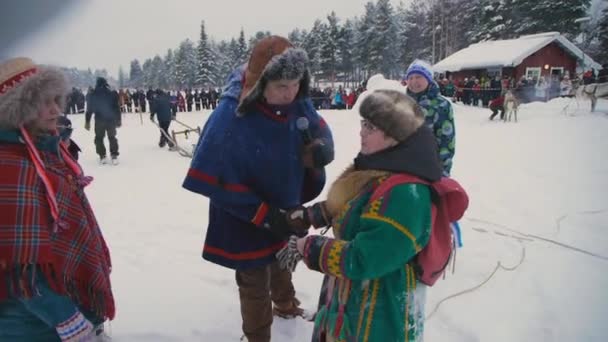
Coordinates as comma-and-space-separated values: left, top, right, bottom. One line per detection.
175, 39, 197, 88
150, 55, 165, 89
142, 58, 153, 88
288, 28, 305, 48
338, 19, 355, 85
237, 28, 248, 65
129, 59, 144, 88
369, 0, 398, 77
164, 49, 176, 90
355, 2, 376, 81
511, 0, 591, 40
592, 2, 608, 64
303, 20, 324, 81
215, 40, 234, 87
118, 66, 126, 89
320, 11, 340, 83
401, 0, 432, 66
473, 0, 508, 42
196, 21, 214, 87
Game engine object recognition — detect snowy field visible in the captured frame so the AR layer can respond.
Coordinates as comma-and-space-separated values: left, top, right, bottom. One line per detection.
67, 97, 608, 342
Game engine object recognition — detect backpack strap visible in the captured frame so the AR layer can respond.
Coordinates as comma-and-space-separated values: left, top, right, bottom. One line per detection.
370, 174, 429, 202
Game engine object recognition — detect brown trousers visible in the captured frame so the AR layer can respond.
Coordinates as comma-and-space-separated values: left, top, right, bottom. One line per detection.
235, 261, 295, 342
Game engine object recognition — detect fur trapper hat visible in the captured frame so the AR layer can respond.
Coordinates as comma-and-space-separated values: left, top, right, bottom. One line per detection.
237, 35, 310, 115
359, 89, 425, 142
0, 57, 68, 130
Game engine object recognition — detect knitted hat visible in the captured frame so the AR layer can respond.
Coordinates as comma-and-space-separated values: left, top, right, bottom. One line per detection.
237, 35, 310, 115
359, 89, 425, 142
0, 57, 68, 130
405, 59, 434, 85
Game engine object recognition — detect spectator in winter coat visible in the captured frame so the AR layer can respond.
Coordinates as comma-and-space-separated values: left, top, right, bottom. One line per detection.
597, 65, 608, 83
0, 57, 115, 341
276, 90, 451, 341
560, 76, 573, 97
183, 36, 334, 342
150, 90, 175, 149
177, 92, 186, 112
85, 77, 121, 164
194, 89, 202, 111
186, 89, 194, 112
405, 59, 456, 176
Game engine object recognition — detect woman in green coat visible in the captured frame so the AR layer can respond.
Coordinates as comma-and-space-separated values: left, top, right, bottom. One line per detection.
278, 89, 444, 341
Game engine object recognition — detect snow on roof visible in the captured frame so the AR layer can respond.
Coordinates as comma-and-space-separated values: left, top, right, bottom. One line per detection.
433, 32, 602, 73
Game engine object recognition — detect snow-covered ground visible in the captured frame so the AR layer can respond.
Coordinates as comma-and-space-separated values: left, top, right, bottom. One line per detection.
67, 97, 608, 341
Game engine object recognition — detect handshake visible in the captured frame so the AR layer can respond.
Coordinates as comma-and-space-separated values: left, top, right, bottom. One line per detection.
264, 202, 331, 239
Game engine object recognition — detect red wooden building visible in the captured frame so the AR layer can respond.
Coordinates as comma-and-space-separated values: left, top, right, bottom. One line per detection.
433, 32, 601, 83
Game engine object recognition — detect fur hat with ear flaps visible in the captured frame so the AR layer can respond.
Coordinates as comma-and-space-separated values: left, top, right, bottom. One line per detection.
359, 89, 425, 142
0, 57, 69, 130
237, 35, 311, 115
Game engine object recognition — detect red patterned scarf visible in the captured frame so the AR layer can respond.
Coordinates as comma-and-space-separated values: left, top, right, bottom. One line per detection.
0, 128, 115, 320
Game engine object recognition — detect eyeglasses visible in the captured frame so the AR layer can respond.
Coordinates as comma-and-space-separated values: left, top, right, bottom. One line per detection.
360, 119, 378, 132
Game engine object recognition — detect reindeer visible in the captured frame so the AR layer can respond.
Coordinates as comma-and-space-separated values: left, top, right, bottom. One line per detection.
503, 90, 519, 122
577, 83, 608, 112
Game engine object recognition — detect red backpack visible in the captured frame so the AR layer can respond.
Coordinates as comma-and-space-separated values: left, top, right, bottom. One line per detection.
370, 174, 469, 286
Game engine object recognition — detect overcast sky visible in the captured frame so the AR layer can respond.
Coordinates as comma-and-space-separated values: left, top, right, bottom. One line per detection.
5, 0, 405, 77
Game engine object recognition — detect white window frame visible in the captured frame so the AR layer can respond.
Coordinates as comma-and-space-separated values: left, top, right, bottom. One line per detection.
550, 67, 564, 76
525, 67, 541, 80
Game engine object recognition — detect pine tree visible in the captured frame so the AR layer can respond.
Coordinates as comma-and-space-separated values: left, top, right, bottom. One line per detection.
288, 28, 305, 48
142, 58, 153, 88
511, 0, 591, 40
338, 19, 355, 83
118, 66, 126, 89
196, 21, 215, 86
320, 11, 341, 82
369, 0, 398, 77
594, 4, 608, 63
401, 0, 431, 65
355, 2, 376, 80
473, 0, 507, 42
237, 28, 248, 65
215, 40, 234, 86
129, 59, 144, 88
303, 20, 324, 79
164, 49, 176, 90
175, 39, 197, 88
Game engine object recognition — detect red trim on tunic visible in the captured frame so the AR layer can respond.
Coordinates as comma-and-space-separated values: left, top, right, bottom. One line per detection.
203, 242, 286, 260
187, 168, 251, 193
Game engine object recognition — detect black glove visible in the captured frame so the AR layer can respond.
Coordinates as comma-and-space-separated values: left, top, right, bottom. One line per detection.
265, 206, 311, 239
301, 139, 334, 169
307, 202, 332, 229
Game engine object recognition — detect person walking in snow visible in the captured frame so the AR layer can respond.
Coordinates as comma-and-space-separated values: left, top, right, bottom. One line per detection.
405, 59, 456, 176
150, 89, 175, 150
85, 77, 121, 165
57, 115, 82, 160
182, 36, 334, 342
0, 57, 115, 341
275, 90, 466, 341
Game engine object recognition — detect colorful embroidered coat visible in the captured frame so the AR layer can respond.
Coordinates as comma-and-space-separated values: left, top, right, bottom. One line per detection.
303, 169, 432, 342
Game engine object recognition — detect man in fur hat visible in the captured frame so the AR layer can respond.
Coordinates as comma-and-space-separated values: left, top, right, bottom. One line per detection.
183, 36, 334, 342
0, 57, 115, 341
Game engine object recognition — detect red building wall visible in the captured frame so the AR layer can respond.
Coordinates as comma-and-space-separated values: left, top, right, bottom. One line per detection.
445, 41, 577, 83
514, 42, 577, 80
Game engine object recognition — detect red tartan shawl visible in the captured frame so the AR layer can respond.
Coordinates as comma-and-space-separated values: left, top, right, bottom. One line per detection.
0, 136, 115, 320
